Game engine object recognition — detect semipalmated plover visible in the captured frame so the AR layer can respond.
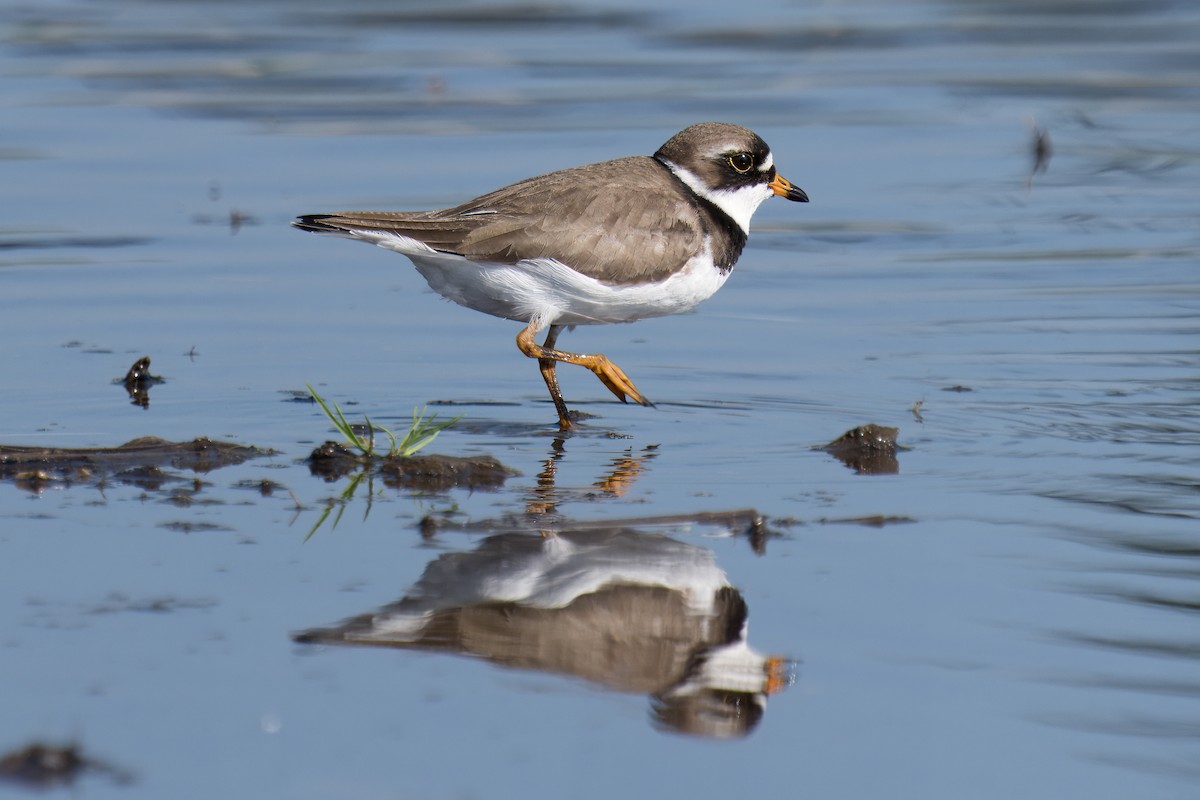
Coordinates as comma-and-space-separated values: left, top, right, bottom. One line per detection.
294, 122, 807, 429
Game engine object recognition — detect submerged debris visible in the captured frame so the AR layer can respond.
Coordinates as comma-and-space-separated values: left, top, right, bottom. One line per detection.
191, 208, 259, 234
820, 424, 900, 475
817, 514, 916, 528
233, 477, 285, 496
88, 592, 218, 614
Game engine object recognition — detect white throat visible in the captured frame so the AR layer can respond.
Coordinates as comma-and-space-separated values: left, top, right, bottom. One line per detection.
659, 159, 774, 235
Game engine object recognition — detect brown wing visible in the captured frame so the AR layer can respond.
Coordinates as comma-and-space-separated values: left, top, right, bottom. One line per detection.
297, 156, 708, 286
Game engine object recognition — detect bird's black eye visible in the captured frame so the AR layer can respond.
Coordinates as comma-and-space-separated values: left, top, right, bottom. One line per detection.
727, 152, 754, 173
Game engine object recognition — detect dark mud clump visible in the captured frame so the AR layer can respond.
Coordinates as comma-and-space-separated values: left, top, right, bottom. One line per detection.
0, 436, 266, 492
307, 441, 515, 492
820, 424, 900, 475
118, 355, 165, 408
0, 741, 131, 789
379, 453, 515, 492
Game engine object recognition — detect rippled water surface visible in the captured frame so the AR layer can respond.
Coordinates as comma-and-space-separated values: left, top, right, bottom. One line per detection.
2, 0, 1198, 797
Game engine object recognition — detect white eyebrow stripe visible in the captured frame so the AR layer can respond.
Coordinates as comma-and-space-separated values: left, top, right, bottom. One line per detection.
758, 152, 774, 172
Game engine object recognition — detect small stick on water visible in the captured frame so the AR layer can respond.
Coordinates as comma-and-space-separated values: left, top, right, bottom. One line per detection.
1027, 116, 1052, 190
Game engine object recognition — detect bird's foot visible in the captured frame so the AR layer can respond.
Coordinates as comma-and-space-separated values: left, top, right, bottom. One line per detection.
584, 354, 653, 407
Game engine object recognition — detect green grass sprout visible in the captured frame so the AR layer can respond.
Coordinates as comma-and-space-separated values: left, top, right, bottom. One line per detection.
306, 384, 462, 458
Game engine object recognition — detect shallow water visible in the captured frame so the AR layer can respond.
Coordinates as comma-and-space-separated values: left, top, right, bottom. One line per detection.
2, 0, 1198, 797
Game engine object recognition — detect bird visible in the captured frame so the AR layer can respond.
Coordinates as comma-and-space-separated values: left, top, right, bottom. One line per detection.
294, 122, 808, 430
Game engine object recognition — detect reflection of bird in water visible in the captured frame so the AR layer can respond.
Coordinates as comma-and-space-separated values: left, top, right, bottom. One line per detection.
295, 528, 791, 738
525, 439, 658, 517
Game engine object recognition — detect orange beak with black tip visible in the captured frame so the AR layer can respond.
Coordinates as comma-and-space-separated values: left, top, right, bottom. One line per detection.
769, 173, 809, 202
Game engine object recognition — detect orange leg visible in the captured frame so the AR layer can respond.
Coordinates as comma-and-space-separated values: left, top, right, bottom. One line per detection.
763, 656, 794, 696
517, 321, 653, 429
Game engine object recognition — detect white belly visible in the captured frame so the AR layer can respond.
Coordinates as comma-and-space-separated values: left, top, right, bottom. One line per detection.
366, 232, 730, 327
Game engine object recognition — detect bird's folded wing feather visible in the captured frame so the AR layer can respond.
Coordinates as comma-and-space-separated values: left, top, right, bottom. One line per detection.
298, 157, 707, 285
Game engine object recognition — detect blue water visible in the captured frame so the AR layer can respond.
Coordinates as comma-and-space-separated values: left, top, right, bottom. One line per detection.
2, 0, 1198, 797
